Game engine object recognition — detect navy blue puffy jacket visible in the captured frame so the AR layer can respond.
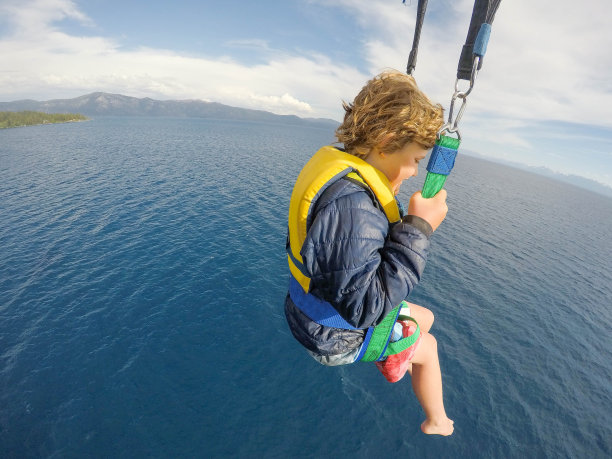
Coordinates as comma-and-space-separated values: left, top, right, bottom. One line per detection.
284, 176, 432, 356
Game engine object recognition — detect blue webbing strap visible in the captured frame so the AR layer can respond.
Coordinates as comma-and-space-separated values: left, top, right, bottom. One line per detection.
289, 275, 378, 361
289, 275, 410, 362
289, 276, 358, 330
426, 143, 458, 176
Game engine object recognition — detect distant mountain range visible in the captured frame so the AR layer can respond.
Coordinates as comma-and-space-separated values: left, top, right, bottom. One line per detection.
2, 92, 610, 198
464, 150, 612, 199
0, 92, 339, 128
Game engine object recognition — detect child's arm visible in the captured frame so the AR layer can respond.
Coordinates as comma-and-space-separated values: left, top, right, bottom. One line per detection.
302, 188, 442, 329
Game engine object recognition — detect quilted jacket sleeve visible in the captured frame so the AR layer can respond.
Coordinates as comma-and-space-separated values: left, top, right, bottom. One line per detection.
301, 181, 432, 329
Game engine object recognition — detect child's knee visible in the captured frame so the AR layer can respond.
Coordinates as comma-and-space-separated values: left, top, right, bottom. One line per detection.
416, 306, 434, 333
424, 308, 434, 330
412, 332, 438, 363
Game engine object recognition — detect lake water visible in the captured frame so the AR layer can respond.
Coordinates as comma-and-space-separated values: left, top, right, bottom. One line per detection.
1, 117, 611, 458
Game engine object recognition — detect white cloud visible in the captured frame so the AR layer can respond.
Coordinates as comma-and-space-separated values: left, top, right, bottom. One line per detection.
2, 0, 612, 136
247, 93, 312, 114
0, 0, 365, 118
315, 0, 612, 130
0, 0, 93, 35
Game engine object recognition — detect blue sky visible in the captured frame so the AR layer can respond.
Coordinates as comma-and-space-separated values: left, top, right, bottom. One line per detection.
1, 0, 611, 188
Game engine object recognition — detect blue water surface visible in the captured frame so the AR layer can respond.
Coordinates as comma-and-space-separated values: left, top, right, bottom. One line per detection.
1, 117, 611, 458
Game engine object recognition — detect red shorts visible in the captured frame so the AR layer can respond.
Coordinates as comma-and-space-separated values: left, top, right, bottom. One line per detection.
375, 320, 421, 383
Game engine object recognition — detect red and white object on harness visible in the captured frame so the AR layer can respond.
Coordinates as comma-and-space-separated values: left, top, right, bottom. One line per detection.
375, 318, 421, 383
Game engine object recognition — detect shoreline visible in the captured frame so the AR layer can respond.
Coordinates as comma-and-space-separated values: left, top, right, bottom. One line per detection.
0, 119, 91, 129
0, 111, 89, 129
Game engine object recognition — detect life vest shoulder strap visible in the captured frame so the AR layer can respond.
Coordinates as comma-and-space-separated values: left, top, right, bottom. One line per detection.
288, 147, 399, 260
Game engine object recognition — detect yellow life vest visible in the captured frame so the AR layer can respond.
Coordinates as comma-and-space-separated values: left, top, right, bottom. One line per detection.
287, 145, 400, 293
286, 146, 419, 362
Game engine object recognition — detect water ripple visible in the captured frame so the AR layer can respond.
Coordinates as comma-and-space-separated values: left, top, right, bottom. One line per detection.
1, 118, 611, 458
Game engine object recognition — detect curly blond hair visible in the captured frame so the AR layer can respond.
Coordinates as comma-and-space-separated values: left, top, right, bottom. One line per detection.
335, 70, 443, 158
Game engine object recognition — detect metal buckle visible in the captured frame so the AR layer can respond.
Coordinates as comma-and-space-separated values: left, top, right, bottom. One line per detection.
438, 56, 481, 141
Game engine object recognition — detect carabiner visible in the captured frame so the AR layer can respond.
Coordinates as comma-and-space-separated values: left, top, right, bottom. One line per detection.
437, 122, 461, 141
439, 55, 480, 141
454, 56, 480, 98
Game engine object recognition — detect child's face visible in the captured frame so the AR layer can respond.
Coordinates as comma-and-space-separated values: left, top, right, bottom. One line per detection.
367, 142, 429, 194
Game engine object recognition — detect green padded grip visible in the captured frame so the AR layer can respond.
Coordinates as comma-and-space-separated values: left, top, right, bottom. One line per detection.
422, 135, 460, 199
422, 172, 447, 199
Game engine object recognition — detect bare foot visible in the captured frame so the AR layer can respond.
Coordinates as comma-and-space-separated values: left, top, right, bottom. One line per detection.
421, 418, 454, 436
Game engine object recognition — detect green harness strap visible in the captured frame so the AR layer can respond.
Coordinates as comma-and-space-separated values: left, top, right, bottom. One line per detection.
360, 301, 421, 362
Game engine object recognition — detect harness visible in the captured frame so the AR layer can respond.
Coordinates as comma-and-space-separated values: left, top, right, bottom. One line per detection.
405, 0, 501, 198
287, 146, 420, 362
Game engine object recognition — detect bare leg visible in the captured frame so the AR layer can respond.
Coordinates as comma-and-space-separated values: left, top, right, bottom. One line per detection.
410, 331, 454, 436
400, 303, 434, 376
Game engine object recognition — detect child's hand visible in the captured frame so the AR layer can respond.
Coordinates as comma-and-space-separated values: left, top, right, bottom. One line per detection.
408, 190, 448, 232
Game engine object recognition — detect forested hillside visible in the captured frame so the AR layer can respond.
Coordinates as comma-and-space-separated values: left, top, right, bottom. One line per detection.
0, 111, 88, 128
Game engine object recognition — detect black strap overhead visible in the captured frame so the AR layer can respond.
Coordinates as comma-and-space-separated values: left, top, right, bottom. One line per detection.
405, 0, 429, 75
405, 0, 501, 79
456, 0, 501, 80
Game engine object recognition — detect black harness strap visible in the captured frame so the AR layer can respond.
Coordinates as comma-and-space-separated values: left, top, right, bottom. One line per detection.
405, 0, 429, 75
405, 0, 501, 79
456, 0, 502, 80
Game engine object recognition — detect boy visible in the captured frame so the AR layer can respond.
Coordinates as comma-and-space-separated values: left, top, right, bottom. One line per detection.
284, 70, 453, 436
